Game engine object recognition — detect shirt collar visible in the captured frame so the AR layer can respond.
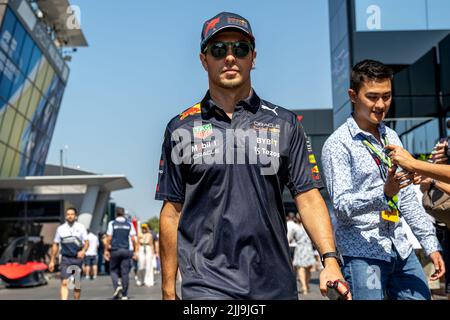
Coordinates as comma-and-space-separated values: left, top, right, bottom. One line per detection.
347, 114, 387, 140
200, 88, 261, 118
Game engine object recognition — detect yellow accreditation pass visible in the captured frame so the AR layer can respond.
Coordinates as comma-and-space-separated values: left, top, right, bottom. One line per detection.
381, 210, 399, 223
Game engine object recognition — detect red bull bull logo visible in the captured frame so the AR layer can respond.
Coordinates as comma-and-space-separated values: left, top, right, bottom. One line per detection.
180, 103, 201, 120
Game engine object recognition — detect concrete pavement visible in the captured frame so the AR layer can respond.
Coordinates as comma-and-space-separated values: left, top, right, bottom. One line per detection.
0, 271, 327, 300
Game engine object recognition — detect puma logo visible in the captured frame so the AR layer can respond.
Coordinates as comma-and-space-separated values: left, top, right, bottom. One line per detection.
261, 104, 279, 116
204, 17, 220, 37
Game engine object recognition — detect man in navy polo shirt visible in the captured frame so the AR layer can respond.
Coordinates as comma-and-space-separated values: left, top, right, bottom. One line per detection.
104, 207, 138, 300
155, 12, 349, 300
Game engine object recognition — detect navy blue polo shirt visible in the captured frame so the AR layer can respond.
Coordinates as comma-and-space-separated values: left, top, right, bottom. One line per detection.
155, 89, 323, 299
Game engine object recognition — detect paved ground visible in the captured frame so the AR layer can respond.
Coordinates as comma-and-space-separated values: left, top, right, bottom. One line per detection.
0, 271, 326, 300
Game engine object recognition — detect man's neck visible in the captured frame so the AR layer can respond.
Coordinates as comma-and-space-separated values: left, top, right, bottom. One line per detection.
209, 83, 252, 116
353, 113, 381, 141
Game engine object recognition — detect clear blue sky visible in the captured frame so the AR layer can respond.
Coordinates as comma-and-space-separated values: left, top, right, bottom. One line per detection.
47, 0, 333, 221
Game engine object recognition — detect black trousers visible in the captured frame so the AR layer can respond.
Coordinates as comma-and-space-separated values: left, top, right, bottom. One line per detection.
110, 249, 132, 296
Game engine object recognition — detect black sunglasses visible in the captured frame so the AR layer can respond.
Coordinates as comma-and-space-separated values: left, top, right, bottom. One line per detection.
204, 41, 253, 59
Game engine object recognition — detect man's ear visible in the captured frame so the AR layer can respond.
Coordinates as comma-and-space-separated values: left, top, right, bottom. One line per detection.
252, 50, 257, 69
348, 89, 357, 104
200, 53, 208, 71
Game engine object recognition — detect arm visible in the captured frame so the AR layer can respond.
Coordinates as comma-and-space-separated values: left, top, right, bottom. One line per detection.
434, 180, 450, 195
131, 235, 138, 260
294, 188, 351, 299
160, 201, 182, 300
386, 144, 450, 184
149, 234, 155, 255
48, 243, 59, 272
103, 235, 112, 261
77, 240, 89, 259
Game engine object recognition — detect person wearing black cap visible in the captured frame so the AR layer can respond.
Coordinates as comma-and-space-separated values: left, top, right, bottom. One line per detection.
156, 12, 349, 300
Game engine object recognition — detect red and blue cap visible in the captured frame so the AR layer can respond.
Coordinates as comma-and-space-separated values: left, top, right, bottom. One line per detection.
200, 12, 255, 52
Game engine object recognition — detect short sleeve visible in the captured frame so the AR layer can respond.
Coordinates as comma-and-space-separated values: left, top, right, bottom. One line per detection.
53, 228, 61, 243
154, 126, 185, 203
80, 226, 88, 243
106, 222, 113, 236
286, 119, 323, 197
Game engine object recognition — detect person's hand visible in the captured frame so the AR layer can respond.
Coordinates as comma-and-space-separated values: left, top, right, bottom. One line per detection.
419, 177, 433, 192
385, 145, 417, 172
431, 142, 449, 164
384, 166, 414, 198
413, 173, 424, 185
48, 260, 55, 273
162, 289, 180, 300
132, 252, 138, 261
429, 251, 446, 281
103, 251, 110, 262
319, 259, 352, 300
77, 250, 86, 259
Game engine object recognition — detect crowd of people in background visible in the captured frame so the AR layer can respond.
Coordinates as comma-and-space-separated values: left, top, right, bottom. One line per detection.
47, 206, 161, 300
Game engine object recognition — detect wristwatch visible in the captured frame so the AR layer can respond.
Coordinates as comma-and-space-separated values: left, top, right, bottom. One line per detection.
320, 251, 342, 267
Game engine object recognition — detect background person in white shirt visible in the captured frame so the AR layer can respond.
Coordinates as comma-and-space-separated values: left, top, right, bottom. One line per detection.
83, 230, 99, 280
49, 207, 89, 300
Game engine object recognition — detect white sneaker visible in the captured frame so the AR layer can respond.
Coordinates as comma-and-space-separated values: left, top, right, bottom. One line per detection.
121, 296, 129, 300
136, 280, 142, 287
113, 286, 123, 299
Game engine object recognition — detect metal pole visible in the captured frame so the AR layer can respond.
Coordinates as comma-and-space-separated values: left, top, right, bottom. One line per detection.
60, 149, 63, 175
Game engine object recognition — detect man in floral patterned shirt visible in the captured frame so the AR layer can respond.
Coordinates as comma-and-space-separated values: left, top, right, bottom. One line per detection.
322, 59, 445, 300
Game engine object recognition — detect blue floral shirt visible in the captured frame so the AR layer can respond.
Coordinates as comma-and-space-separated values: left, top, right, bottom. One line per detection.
321, 116, 441, 261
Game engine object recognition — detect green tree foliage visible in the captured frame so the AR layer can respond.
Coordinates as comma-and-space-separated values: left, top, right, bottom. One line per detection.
145, 216, 160, 234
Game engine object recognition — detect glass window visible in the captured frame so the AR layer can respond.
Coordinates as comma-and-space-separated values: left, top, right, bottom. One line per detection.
1, 145, 17, 177
10, 150, 21, 177
0, 97, 5, 124
18, 33, 33, 73
397, 119, 440, 154
26, 44, 41, 81
0, 57, 17, 102
8, 71, 25, 108
19, 121, 34, 163
16, 78, 32, 116
0, 141, 6, 172
0, 8, 17, 58
25, 86, 41, 120
32, 93, 46, 124
0, 105, 15, 143
8, 110, 26, 151
45, 109, 58, 140
34, 57, 49, 91
41, 66, 55, 98
10, 19, 25, 66
439, 34, 450, 96
0, 49, 6, 97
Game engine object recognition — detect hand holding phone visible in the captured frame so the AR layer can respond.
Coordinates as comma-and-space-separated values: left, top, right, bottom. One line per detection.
326, 279, 350, 300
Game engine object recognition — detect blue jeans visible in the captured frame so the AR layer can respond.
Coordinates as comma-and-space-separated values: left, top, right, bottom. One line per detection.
342, 247, 431, 300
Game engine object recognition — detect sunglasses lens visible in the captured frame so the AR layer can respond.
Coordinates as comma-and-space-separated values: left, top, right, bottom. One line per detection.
210, 43, 227, 58
233, 42, 251, 58
208, 42, 252, 59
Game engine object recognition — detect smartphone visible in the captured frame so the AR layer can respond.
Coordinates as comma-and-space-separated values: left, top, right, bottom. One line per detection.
326, 279, 350, 300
